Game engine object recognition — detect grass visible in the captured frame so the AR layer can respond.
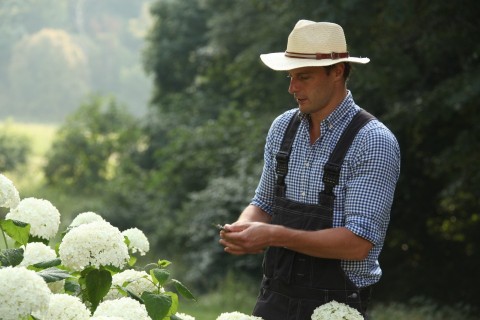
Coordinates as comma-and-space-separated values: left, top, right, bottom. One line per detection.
0, 120, 91, 228
0, 119, 58, 192
179, 288, 479, 320
178, 273, 258, 320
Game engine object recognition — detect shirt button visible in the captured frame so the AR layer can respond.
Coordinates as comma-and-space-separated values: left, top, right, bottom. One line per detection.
301, 192, 306, 197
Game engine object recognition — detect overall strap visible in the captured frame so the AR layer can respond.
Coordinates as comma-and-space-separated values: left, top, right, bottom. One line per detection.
275, 111, 301, 197
320, 109, 376, 207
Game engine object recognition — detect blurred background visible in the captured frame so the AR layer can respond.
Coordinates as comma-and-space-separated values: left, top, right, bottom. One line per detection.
1, 0, 479, 319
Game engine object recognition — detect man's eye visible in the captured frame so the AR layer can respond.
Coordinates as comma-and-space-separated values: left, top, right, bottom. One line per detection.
287, 75, 310, 80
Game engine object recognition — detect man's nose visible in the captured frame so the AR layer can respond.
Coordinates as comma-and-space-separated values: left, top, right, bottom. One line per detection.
288, 78, 297, 94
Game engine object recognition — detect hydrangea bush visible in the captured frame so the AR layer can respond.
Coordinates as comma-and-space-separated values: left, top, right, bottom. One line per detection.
0, 174, 195, 320
1, 173, 350, 320
0, 266, 51, 319
215, 311, 264, 320
0, 174, 20, 208
311, 300, 364, 320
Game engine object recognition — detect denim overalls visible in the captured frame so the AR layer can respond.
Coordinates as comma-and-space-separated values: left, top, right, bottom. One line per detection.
252, 110, 374, 320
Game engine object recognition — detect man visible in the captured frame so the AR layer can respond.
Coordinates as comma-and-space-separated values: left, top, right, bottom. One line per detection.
219, 20, 400, 319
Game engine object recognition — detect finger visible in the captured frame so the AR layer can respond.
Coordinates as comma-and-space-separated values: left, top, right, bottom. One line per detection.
224, 247, 245, 255
225, 246, 264, 255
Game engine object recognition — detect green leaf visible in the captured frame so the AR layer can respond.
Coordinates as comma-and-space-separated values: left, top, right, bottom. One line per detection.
32, 258, 62, 269
151, 268, 170, 286
0, 248, 24, 266
36, 267, 71, 283
85, 269, 112, 311
165, 292, 178, 317
171, 279, 196, 301
27, 235, 49, 245
124, 235, 131, 247
141, 292, 172, 320
126, 289, 143, 303
144, 263, 158, 273
111, 284, 128, 298
102, 264, 122, 273
0, 219, 30, 246
157, 259, 171, 268
128, 255, 137, 267
64, 278, 81, 295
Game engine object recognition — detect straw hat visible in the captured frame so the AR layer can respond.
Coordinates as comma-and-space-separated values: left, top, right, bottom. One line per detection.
260, 20, 370, 71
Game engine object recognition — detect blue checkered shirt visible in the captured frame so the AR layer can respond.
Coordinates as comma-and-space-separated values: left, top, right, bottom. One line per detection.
251, 91, 401, 288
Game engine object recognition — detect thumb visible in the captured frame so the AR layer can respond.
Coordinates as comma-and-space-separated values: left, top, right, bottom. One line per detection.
224, 222, 249, 233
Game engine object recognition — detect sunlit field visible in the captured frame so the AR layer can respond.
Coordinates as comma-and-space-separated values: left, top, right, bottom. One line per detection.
1, 120, 58, 192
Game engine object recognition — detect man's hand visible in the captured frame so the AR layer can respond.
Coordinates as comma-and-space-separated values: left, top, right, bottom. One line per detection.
219, 222, 273, 255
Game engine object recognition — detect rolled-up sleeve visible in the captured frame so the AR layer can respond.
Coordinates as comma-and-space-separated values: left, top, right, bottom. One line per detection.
344, 125, 401, 246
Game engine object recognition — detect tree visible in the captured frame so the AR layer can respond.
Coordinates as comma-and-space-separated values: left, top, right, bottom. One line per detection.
0, 126, 31, 172
44, 95, 141, 192
104, 0, 480, 306
8, 28, 90, 122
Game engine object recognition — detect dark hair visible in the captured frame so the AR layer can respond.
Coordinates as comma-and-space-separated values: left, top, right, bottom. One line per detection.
324, 62, 351, 81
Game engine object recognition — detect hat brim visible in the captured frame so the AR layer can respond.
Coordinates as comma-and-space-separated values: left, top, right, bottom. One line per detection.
260, 52, 370, 71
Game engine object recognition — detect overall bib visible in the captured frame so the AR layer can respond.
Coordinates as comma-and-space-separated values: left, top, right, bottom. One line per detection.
252, 110, 374, 320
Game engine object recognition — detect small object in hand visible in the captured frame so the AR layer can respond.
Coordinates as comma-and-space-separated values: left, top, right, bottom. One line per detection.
213, 223, 228, 232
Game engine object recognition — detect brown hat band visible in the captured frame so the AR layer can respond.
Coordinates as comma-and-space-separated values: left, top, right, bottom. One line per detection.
285, 51, 349, 60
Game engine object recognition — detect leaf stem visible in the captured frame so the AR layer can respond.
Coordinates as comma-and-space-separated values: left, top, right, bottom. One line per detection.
0, 223, 9, 249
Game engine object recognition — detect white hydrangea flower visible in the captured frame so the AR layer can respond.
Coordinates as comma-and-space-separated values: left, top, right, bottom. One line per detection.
176, 312, 196, 320
0, 266, 51, 320
20, 242, 57, 266
104, 269, 157, 300
59, 220, 129, 271
32, 293, 90, 320
69, 211, 105, 227
311, 300, 363, 320
93, 297, 151, 320
5, 197, 60, 240
0, 173, 20, 208
122, 227, 150, 255
216, 311, 263, 320
90, 317, 124, 320
19, 242, 65, 293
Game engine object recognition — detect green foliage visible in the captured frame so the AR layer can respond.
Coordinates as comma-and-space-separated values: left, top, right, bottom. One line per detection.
36, 267, 70, 283
0, 181, 196, 319
84, 268, 113, 311
0, 128, 31, 172
0, 218, 30, 246
135, 0, 480, 308
12, 0, 479, 312
0, 248, 24, 267
180, 272, 258, 320
370, 297, 479, 320
0, 0, 152, 122
44, 95, 141, 192
8, 28, 90, 121
177, 159, 264, 290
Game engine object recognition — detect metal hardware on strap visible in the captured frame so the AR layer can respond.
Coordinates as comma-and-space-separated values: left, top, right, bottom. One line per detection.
318, 110, 376, 207
276, 151, 290, 176
275, 111, 301, 196
323, 162, 341, 185
322, 162, 341, 195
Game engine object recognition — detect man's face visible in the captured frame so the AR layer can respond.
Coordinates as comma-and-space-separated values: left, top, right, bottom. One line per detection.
287, 66, 338, 116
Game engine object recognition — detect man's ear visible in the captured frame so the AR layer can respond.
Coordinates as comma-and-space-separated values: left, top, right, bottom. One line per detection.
335, 63, 345, 79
